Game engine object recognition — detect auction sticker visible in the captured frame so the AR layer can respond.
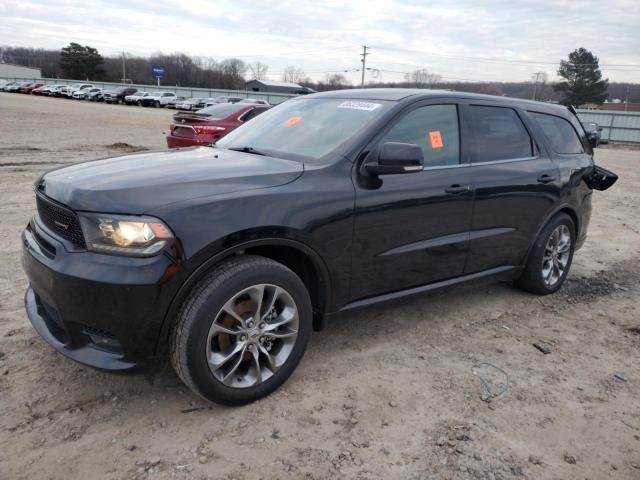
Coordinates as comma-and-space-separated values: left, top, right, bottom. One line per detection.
337, 101, 382, 111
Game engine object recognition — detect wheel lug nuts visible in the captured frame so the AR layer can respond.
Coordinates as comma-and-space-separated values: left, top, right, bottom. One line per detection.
247, 321, 254, 328
259, 323, 266, 329
239, 335, 247, 342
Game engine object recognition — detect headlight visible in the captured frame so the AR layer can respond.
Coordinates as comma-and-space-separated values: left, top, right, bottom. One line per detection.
78, 213, 174, 257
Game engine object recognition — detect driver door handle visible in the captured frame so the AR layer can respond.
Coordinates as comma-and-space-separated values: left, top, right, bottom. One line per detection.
445, 184, 470, 194
537, 174, 556, 184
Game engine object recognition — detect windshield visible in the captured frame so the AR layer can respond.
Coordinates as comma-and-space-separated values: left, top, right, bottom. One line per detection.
196, 103, 246, 118
216, 98, 392, 162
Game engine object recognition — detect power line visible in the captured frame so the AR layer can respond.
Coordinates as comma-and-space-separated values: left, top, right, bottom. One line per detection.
370, 45, 640, 68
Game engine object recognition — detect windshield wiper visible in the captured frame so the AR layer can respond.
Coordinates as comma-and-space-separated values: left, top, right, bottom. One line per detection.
227, 146, 267, 156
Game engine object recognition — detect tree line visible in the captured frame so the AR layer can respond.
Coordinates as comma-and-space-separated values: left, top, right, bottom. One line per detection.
1, 44, 637, 104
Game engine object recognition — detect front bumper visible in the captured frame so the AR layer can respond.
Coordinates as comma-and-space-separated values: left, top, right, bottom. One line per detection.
22, 217, 180, 371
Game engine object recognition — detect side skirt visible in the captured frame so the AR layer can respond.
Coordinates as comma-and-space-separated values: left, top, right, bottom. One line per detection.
336, 265, 518, 312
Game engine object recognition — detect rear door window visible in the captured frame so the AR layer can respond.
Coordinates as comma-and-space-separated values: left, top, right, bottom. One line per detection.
529, 112, 584, 154
470, 106, 533, 162
380, 105, 460, 167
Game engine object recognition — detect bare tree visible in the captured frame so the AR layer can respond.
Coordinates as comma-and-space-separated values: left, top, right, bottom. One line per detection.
281, 66, 306, 83
247, 61, 269, 80
404, 69, 441, 88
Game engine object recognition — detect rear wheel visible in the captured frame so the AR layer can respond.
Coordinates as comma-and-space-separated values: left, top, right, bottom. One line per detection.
170, 255, 312, 405
515, 213, 575, 294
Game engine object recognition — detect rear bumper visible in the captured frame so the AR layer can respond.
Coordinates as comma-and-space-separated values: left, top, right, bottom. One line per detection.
166, 134, 211, 148
22, 217, 180, 371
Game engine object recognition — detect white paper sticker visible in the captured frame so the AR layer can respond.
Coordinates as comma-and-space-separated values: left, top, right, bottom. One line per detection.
337, 101, 382, 112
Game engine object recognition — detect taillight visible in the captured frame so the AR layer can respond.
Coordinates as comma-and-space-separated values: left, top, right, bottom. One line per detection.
194, 126, 226, 135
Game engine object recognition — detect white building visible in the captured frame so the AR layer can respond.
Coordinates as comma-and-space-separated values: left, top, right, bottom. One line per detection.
0, 63, 42, 80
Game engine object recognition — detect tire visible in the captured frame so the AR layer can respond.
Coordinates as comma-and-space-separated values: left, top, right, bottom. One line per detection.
170, 255, 312, 406
155, 100, 161, 108
137, 100, 142, 106
515, 213, 575, 294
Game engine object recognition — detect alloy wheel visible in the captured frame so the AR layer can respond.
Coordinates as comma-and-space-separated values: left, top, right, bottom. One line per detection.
206, 284, 299, 388
542, 225, 571, 287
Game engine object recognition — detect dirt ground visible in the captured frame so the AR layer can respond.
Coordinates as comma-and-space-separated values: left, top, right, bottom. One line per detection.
1, 93, 639, 480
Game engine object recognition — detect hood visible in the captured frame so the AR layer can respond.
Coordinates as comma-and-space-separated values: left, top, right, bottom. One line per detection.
40, 147, 304, 214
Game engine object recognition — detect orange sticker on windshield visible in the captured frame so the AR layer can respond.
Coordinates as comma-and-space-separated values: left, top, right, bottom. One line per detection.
429, 131, 443, 149
284, 116, 302, 126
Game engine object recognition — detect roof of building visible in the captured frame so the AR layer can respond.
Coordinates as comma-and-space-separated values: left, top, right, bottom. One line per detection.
245, 79, 303, 88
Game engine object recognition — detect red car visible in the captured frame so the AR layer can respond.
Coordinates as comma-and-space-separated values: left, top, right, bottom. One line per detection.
31, 85, 47, 95
20, 83, 43, 94
166, 103, 270, 148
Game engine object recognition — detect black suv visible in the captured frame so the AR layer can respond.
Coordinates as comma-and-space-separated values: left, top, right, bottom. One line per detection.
22, 89, 617, 405
104, 87, 138, 104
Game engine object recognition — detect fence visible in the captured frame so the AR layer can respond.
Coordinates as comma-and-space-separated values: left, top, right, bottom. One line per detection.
576, 109, 640, 144
1, 76, 297, 105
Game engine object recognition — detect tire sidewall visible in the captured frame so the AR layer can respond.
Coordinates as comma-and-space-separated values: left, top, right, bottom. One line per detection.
530, 214, 576, 293
181, 261, 312, 405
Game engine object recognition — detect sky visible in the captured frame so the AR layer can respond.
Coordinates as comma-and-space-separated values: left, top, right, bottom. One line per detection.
1, 0, 639, 85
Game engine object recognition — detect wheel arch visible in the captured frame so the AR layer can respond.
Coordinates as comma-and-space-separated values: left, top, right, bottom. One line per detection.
521, 204, 579, 266
155, 237, 332, 356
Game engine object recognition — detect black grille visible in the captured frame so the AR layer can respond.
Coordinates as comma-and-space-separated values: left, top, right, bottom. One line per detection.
36, 194, 86, 249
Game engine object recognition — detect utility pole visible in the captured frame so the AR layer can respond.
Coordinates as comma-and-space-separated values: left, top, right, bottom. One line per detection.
531, 71, 546, 101
360, 45, 370, 88
625, 85, 630, 112
121, 51, 126, 84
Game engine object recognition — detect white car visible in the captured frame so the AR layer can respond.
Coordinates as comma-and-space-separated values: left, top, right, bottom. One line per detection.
67, 83, 93, 98
141, 91, 177, 108
124, 91, 152, 105
72, 87, 97, 100
239, 98, 271, 106
176, 97, 206, 111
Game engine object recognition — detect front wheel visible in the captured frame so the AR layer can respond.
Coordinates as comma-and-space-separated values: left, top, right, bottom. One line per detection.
170, 255, 312, 405
515, 213, 575, 294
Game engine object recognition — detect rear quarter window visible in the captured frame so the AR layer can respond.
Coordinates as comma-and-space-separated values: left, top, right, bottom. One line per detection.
529, 112, 584, 154
469, 106, 533, 162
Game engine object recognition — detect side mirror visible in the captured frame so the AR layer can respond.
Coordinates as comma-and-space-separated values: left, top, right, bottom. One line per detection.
365, 142, 424, 176
588, 135, 599, 148
597, 127, 603, 132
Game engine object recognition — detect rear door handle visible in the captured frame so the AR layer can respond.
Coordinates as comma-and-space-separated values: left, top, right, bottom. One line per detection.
444, 184, 470, 194
537, 174, 556, 184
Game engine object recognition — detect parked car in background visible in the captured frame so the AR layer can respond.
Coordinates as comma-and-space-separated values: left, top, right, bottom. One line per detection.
205, 96, 243, 107
166, 102, 270, 148
141, 91, 177, 108
31, 85, 47, 95
167, 96, 185, 109
582, 122, 604, 146
175, 97, 206, 111
85, 88, 104, 102
41, 85, 62, 96
125, 91, 152, 105
239, 98, 270, 106
54, 85, 73, 97
66, 84, 93, 98
0, 80, 18, 92
104, 87, 138, 104
21, 83, 43, 94
6, 81, 32, 92
0, 80, 11, 90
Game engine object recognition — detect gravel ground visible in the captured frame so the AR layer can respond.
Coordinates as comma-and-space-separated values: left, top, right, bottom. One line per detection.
1, 93, 640, 480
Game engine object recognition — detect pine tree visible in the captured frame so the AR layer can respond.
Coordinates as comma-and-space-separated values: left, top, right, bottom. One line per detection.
59, 42, 104, 80
555, 48, 608, 106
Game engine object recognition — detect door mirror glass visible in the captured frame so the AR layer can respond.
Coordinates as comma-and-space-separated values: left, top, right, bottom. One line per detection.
366, 142, 424, 175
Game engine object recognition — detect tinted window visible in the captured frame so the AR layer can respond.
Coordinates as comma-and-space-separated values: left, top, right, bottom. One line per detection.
380, 105, 460, 167
470, 106, 533, 162
531, 112, 584, 154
